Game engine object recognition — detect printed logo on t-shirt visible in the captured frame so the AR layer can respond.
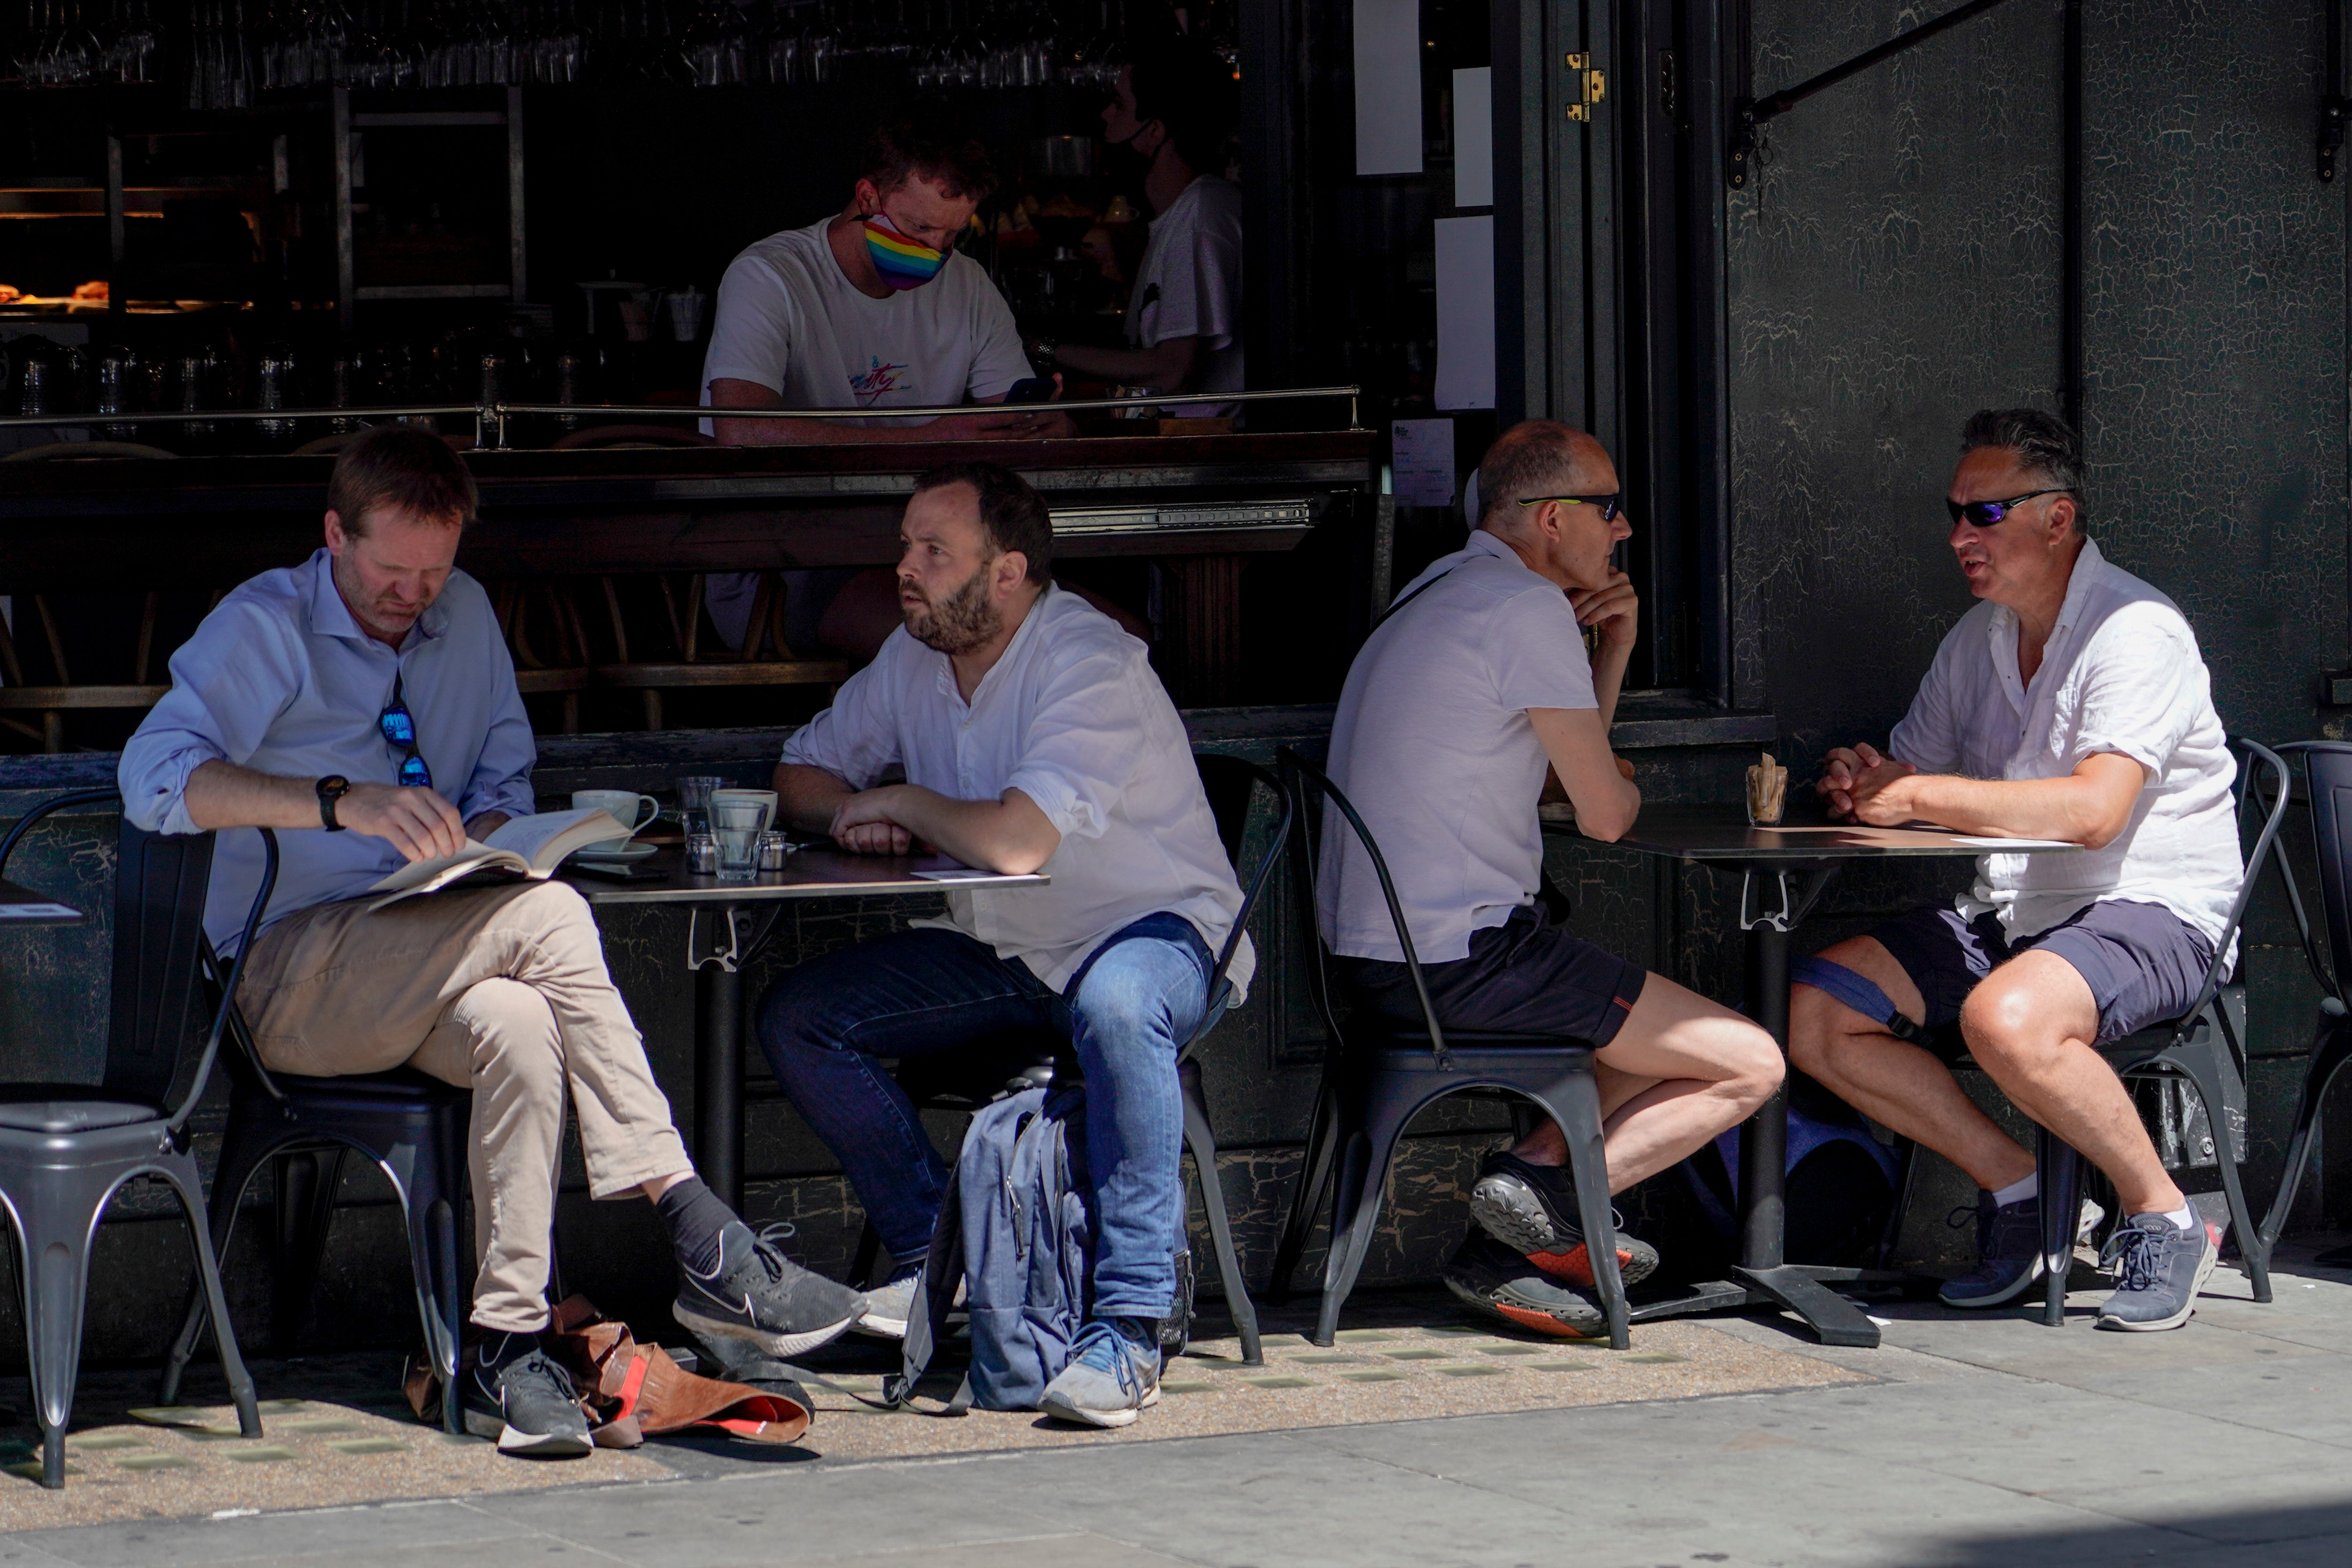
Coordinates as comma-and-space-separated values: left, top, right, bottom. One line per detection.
849, 357, 913, 407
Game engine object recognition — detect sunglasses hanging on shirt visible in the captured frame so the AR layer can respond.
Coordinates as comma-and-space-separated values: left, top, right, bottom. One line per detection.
379, 672, 432, 789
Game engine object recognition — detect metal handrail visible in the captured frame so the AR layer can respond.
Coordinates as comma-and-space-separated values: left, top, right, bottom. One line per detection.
0, 384, 1365, 450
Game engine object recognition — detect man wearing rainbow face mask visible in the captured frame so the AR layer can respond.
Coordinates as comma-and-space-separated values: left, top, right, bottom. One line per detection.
701, 99, 1067, 449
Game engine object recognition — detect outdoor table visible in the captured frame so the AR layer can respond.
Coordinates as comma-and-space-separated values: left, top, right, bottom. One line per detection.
567, 845, 1047, 1211
0, 877, 83, 926
1555, 803, 2081, 1348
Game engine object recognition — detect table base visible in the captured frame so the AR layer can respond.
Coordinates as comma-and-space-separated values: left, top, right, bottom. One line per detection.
1623, 1264, 1939, 1348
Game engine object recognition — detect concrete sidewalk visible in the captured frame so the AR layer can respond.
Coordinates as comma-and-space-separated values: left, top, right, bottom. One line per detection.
8, 1241, 2352, 1568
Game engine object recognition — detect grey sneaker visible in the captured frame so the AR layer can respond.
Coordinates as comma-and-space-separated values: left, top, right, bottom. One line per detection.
2096, 1212, 2220, 1332
853, 1271, 919, 1340
1939, 1190, 2105, 1309
462, 1339, 592, 1458
673, 1220, 860, 1358
1038, 1319, 1161, 1428
1468, 1151, 1660, 1288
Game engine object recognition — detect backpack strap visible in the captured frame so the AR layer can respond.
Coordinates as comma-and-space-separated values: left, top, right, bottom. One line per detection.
1789, 955, 1927, 1044
881, 1156, 973, 1417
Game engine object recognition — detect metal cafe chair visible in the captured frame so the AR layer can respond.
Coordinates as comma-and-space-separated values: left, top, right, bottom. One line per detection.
1269, 747, 1632, 1350
2255, 741, 2352, 1266
0, 789, 268, 1487
159, 986, 472, 1435
1885, 737, 2293, 1326
831, 753, 1293, 1365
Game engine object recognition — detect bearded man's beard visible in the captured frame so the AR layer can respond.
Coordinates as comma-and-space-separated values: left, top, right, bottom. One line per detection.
903, 565, 1002, 654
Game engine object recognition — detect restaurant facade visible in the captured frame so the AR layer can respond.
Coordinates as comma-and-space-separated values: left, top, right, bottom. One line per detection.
1, 0, 2345, 1360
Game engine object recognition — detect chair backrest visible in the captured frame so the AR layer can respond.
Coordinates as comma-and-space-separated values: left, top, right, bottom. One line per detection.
1193, 753, 1295, 1002
2277, 741, 2352, 1002
101, 818, 218, 1107
0, 789, 277, 1125
1277, 746, 1455, 1063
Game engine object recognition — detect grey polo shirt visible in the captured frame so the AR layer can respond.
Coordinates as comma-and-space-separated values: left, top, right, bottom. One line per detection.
1320, 529, 1598, 963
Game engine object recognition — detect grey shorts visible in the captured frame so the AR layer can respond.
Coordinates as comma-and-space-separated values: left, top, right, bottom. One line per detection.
1868, 899, 2218, 1050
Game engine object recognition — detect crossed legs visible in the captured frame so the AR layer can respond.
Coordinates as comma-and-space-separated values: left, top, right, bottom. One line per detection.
1510, 974, 1783, 1190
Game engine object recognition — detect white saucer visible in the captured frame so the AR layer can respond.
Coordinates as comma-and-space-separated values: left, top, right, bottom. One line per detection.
571, 841, 658, 864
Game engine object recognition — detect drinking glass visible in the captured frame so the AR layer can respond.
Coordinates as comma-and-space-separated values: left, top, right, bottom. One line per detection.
711, 799, 766, 884
675, 774, 725, 835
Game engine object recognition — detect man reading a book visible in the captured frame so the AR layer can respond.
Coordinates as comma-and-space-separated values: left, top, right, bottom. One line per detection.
757, 461, 1250, 1429
118, 426, 861, 1458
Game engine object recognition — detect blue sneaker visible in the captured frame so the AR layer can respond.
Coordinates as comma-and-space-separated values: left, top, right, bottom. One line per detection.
1038, 1318, 1161, 1428
1940, 1190, 2104, 1308
2096, 1211, 2219, 1332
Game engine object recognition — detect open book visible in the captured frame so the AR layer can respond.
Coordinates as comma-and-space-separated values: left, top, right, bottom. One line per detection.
366, 808, 631, 910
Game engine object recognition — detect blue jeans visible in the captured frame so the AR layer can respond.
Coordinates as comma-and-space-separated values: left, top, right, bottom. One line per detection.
756, 913, 1218, 1320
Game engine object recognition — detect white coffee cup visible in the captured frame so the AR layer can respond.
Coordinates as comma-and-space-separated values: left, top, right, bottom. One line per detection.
709, 788, 777, 836
572, 790, 660, 840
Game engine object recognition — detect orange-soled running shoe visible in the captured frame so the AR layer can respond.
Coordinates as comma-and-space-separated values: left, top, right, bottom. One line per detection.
1441, 1233, 1608, 1339
1468, 1150, 1658, 1288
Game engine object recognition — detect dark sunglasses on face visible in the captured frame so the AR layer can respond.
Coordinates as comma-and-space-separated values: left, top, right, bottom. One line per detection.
378, 672, 431, 789
1518, 493, 1624, 523
1946, 488, 2064, 527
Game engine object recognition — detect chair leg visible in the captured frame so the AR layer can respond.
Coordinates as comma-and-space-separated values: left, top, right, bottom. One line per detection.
160, 1112, 271, 1406
1532, 1074, 1629, 1350
158, 1154, 262, 1439
2163, 1050, 2272, 1302
849, 1221, 884, 1289
271, 1147, 346, 1351
1269, 1073, 1341, 1304
15, 1165, 110, 1486
1313, 1079, 1413, 1348
1879, 1134, 1922, 1272
2258, 1019, 2352, 1258
1182, 1067, 1262, 1366
2036, 1127, 2083, 1328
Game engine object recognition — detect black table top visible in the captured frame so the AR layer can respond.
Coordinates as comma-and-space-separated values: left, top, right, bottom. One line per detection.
0, 877, 84, 925
564, 844, 1048, 904
1552, 803, 2086, 864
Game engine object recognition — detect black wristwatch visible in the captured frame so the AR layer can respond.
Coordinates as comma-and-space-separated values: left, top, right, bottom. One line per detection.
316, 774, 351, 832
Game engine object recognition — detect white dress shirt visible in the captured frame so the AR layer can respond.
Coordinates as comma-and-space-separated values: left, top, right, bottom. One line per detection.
1889, 537, 2243, 947
782, 585, 1251, 996
1320, 529, 1599, 963
119, 548, 537, 954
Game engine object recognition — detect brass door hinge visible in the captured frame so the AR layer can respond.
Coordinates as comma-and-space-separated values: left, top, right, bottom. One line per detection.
1565, 53, 1607, 120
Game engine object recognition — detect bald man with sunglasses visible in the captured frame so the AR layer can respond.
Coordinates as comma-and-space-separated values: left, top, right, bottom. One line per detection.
1321, 420, 1781, 1336
1789, 408, 2243, 1333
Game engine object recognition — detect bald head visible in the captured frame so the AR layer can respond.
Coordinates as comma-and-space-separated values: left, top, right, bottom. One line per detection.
1476, 420, 1615, 535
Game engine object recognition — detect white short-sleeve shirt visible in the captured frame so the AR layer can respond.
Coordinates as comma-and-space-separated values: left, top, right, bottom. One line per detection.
781, 586, 1251, 997
1127, 174, 1244, 414
1888, 537, 2243, 947
1320, 529, 1600, 963
699, 218, 1034, 429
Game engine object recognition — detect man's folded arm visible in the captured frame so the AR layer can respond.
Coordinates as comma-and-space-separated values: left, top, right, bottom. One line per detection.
1530, 706, 1641, 842
119, 605, 303, 835
1900, 752, 2149, 848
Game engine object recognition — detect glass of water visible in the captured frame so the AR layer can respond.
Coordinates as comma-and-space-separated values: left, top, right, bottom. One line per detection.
711, 798, 766, 884
676, 774, 726, 835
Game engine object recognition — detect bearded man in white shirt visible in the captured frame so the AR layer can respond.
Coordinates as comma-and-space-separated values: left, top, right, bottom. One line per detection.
1790, 408, 2244, 1333
757, 461, 1249, 1430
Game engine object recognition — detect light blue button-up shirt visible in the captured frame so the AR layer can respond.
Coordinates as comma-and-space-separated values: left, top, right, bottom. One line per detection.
119, 548, 537, 954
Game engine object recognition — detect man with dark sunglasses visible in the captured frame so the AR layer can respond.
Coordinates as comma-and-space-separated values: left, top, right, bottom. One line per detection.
1320, 419, 1783, 1335
1789, 407, 2243, 1332
120, 427, 861, 1458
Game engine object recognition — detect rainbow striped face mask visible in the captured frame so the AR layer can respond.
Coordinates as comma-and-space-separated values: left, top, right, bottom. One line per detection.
863, 213, 948, 291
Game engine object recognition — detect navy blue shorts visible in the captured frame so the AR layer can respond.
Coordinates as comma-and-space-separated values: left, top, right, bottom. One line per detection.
1342, 905, 1650, 1047
1867, 899, 2217, 1050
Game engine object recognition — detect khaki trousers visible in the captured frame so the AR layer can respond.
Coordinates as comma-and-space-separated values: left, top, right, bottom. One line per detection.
235, 878, 691, 1332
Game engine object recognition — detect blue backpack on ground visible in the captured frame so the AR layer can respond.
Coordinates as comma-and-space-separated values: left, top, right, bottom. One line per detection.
887, 1084, 1097, 1413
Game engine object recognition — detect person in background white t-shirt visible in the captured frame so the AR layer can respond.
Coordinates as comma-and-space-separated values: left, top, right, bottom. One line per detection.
702, 99, 1072, 447
700, 101, 1076, 651
1037, 38, 1242, 417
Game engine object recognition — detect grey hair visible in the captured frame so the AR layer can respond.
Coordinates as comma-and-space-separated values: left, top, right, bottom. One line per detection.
1960, 407, 2087, 528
